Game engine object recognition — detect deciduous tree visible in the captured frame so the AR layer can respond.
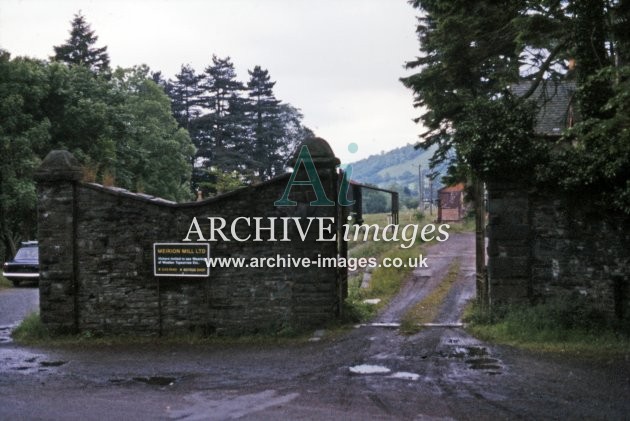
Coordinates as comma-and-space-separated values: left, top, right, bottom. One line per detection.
0, 51, 50, 258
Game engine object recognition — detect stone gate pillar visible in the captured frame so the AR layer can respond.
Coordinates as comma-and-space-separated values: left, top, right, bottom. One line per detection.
486, 181, 532, 306
34, 150, 82, 333
285, 137, 344, 324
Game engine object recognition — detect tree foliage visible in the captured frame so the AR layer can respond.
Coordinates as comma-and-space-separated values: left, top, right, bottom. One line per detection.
0, 14, 196, 260
52, 12, 110, 74
169, 64, 204, 132
401, 0, 523, 167
362, 188, 390, 214
247, 65, 283, 180
402, 0, 630, 214
557, 66, 630, 213
453, 96, 545, 181
110, 66, 195, 202
164, 57, 313, 195
0, 52, 50, 257
1, 11, 313, 261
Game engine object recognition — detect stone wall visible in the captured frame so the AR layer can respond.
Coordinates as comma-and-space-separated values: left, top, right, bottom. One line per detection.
487, 181, 630, 319
35, 138, 348, 335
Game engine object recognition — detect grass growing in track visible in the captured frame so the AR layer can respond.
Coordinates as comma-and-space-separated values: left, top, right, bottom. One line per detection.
400, 258, 461, 335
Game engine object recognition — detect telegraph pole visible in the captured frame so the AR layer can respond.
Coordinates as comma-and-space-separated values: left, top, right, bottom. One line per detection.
419, 164, 424, 211
429, 176, 434, 215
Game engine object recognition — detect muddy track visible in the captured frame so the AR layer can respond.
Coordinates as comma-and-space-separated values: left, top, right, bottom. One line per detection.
376, 233, 475, 324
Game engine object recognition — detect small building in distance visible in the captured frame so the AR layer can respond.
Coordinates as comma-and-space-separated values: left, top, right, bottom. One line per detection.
437, 183, 467, 222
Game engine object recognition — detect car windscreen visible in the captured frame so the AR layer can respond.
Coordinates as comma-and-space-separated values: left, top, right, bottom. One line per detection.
14, 247, 38, 261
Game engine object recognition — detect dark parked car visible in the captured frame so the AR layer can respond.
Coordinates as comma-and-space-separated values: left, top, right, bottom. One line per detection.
2, 241, 39, 287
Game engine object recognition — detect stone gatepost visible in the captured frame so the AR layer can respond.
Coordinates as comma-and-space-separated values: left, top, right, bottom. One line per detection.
291, 136, 341, 204
285, 137, 345, 323
486, 181, 532, 305
34, 150, 82, 333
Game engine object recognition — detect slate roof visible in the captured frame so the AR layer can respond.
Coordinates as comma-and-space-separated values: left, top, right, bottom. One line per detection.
511, 80, 577, 136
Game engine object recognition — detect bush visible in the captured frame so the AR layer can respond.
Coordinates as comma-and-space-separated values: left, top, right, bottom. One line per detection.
465, 293, 630, 354
0, 274, 11, 289
522, 296, 609, 332
468, 294, 612, 332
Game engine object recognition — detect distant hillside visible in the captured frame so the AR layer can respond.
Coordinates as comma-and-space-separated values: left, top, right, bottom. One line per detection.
348, 144, 441, 194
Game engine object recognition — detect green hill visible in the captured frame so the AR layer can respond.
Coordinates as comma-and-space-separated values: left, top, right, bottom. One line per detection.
347, 144, 440, 193
346, 144, 443, 212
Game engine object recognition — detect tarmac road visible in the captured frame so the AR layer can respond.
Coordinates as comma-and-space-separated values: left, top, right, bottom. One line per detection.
0, 234, 629, 420
0, 285, 39, 344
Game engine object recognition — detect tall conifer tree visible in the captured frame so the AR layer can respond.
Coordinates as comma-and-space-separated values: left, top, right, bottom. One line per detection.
170, 64, 205, 131
195, 55, 248, 172
247, 66, 283, 180
52, 12, 110, 74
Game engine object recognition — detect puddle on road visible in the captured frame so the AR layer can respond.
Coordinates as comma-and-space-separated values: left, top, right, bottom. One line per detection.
466, 346, 488, 357
349, 364, 391, 374
444, 340, 504, 375
466, 357, 502, 371
389, 371, 420, 381
3, 355, 66, 374
1, 347, 67, 375
349, 363, 421, 381
109, 376, 180, 387
0, 325, 14, 343
133, 376, 176, 386
39, 360, 67, 367
1, 325, 68, 375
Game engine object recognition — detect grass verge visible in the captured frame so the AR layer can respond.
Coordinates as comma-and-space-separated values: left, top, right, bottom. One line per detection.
12, 312, 315, 347
12, 312, 50, 342
464, 298, 630, 358
344, 210, 442, 323
400, 258, 461, 335
0, 274, 12, 290
446, 215, 476, 233
345, 245, 425, 323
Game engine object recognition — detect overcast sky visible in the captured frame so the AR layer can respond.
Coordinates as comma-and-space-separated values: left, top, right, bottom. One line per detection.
0, 0, 422, 163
